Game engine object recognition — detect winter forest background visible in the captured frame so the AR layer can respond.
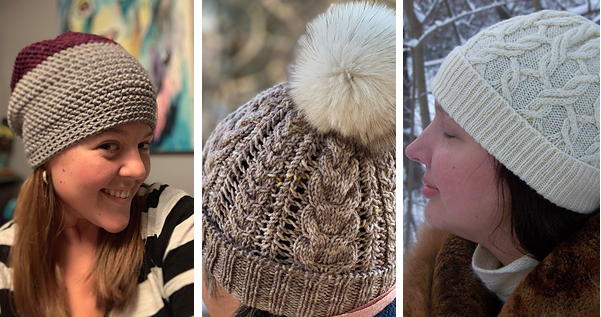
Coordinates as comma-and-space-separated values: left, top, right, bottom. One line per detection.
403, 0, 600, 253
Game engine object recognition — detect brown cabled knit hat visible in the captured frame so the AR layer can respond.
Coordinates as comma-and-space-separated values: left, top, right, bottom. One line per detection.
8, 31, 157, 169
202, 2, 396, 317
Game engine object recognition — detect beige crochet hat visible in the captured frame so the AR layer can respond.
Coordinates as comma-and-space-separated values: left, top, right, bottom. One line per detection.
202, 2, 395, 316
432, 10, 600, 213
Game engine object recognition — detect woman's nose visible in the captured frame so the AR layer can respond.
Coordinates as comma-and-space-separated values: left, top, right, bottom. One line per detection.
120, 150, 148, 180
405, 130, 431, 167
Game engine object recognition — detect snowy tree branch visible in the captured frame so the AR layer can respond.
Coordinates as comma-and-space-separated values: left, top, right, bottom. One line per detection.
407, 1, 516, 48
423, 0, 446, 22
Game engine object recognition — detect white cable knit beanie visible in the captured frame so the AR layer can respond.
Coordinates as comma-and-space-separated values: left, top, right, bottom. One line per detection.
432, 10, 600, 213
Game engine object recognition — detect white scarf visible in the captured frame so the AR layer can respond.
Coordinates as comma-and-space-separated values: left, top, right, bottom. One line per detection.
472, 244, 539, 302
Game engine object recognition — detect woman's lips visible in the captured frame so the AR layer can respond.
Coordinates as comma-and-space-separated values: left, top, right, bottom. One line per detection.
422, 184, 439, 198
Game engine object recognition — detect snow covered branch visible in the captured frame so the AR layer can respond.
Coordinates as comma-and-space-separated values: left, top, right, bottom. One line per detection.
406, 1, 514, 49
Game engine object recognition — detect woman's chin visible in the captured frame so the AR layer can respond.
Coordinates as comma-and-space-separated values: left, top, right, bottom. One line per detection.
424, 204, 444, 229
101, 218, 130, 234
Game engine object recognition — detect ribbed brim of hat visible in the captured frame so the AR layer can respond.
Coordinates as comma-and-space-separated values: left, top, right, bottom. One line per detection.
432, 47, 599, 213
202, 212, 395, 317
8, 40, 157, 168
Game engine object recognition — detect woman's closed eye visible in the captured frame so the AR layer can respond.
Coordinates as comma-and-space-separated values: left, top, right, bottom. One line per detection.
443, 131, 455, 139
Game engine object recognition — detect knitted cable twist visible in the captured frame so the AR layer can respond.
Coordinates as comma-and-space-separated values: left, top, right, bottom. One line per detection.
432, 10, 600, 213
202, 83, 395, 317
294, 140, 362, 273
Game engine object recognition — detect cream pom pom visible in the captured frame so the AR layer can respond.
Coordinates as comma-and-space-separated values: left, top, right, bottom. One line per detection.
290, 2, 396, 152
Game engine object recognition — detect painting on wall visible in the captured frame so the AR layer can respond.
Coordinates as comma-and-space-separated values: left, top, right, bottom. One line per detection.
58, 0, 194, 153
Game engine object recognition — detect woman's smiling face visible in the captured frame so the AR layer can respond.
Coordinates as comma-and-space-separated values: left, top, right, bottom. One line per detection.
47, 122, 153, 233
405, 102, 509, 245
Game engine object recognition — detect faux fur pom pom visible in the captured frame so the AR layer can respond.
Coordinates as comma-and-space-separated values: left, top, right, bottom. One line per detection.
290, 2, 396, 152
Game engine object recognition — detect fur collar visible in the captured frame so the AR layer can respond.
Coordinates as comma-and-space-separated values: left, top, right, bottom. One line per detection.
404, 213, 599, 316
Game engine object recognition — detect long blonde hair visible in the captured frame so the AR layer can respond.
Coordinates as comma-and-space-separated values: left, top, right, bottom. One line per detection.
10, 168, 146, 316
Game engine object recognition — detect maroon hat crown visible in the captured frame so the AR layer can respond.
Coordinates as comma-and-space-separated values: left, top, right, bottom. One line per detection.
10, 31, 116, 92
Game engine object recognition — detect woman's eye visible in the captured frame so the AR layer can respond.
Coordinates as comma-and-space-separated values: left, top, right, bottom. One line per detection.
443, 132, 455, 139
139, 142, 151, 150
100, 143, 119, 151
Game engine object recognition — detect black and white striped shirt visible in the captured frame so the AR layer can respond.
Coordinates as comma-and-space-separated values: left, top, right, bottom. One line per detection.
0, 183, 194, 316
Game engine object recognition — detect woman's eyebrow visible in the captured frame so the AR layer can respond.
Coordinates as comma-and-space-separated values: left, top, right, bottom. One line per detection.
102, 127, 153, 139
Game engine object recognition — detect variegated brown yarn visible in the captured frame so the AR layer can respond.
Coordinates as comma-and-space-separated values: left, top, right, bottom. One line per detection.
202, 83, 395, 317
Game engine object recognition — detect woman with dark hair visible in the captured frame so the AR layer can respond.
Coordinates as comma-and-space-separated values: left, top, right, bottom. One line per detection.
0, 32, 194, 316
404, 10, 599, 316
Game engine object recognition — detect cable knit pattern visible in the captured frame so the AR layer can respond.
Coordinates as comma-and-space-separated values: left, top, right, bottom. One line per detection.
8, 32, 157, 168
294, 140, 361, 273
202, 83, 396, 317
432, 10, 600, 213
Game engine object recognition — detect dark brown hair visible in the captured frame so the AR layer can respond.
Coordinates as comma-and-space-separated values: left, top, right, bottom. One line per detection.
496, 163, 597, 261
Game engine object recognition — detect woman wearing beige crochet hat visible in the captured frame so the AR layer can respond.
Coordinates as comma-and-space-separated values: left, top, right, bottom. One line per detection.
404, 10, 599, 316
0, 32, 193, 316
202, 2, 396, 317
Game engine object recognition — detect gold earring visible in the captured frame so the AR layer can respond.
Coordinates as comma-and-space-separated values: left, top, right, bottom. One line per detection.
42, 170, 48, 185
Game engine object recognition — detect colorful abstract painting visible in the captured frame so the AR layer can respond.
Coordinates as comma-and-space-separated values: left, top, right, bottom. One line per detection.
58, 0, 194, 153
